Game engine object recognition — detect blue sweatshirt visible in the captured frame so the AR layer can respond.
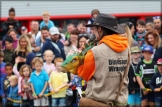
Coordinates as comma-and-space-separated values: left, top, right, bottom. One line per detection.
150, 72, 162, 98
41, 38, 66, 60
40, 20, 55, 29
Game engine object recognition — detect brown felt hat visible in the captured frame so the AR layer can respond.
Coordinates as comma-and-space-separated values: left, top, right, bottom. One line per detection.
86, 13, 125, 34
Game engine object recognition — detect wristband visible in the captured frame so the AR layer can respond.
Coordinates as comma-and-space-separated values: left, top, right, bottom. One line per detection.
142, 88, 146, 90
14, 63, 18, 66
32, 93, 36, 97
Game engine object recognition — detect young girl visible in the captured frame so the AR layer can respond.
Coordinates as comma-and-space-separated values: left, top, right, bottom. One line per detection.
13, 57, 33, 107
12, 35, 32, 71
43, 50, 56, 75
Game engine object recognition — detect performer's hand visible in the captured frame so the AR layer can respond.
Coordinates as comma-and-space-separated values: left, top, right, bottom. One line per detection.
143, 90, 148, 95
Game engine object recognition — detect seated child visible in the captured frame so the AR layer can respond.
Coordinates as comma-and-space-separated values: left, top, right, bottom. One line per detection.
150, 58, 162, 107
40, 11, 55, 29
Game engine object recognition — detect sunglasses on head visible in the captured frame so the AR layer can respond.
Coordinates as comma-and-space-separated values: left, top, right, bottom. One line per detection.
153, 16, 161, 20
79, 34, 88, 37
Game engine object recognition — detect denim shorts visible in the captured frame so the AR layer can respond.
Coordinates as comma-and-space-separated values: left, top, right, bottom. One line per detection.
52, 98, 66, 107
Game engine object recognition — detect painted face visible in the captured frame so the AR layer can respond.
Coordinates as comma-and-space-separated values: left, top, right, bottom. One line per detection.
147, 34, 155, 45
23, 67, 30, 77
136, 25, 146, 33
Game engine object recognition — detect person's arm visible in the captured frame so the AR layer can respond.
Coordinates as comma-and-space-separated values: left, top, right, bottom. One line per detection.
14, 20, 21, 32
55, 73, 68, 92
135, 64, 145, 89
49, 20, 55, 28
13, 63, 20, 77
30, 83, 38, 99
77, 50, 95, 82
149, 74, 156, 91
39, 72, 49, 97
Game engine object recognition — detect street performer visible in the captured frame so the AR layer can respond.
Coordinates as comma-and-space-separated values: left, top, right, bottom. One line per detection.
77, 13, 131, 107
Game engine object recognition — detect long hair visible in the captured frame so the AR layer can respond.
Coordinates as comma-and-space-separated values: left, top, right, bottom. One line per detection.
19, 64, 32, 77
145, 30, 161, 48
15, 34, 32, 55
120, 24, 133, 47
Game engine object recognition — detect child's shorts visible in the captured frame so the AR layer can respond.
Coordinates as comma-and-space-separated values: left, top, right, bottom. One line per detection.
34, 96, 49, 106
128, 91, 141, 105
52, 98, 66, 107
141, 91, 155, 102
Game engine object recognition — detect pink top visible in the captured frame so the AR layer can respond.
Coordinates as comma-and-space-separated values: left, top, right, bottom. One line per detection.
13, 64, 32, 99
43, 62, 56, 75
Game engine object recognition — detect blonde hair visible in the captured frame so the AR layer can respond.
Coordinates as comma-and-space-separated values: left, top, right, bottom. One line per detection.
15, 35, 32, 55
121, 24, 133, 47
42, 11, 50, 16
19, 64, 32, 77
32, 57, 44, 65
146, 22, 154, 29
9, 75, 18, 83
54, 57, 63, 65
43, 50, 54, 56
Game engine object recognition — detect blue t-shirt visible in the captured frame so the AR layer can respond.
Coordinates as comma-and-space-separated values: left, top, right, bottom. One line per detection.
40, 20, 55, 29
30, 70, 49, 95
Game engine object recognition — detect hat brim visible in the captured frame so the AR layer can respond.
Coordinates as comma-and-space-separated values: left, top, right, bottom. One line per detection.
131, 51, 141, 53
50, 32, 60, 35
85, 24, 125, 34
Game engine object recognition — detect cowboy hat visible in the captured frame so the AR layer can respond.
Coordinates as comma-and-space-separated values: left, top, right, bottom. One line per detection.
86, 13, 125, 34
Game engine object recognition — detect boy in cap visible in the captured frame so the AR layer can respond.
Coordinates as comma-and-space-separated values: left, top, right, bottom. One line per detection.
73, 13, 130, 107
128, 46, 141, 107
135, 45, 157, 107
150, 58, 162, 107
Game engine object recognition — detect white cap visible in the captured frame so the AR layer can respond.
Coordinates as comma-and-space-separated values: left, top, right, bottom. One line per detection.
49, 27, 60, 35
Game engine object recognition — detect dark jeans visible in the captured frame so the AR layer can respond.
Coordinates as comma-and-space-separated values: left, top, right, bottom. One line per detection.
155, 97, 162, 107
21, 99, 33, 107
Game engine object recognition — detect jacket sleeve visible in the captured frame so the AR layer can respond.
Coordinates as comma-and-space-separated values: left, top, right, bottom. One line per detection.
77, 50, 95, 82
2, 21, 8, 33
149, 74, 156, 91
14, 20, 21, 32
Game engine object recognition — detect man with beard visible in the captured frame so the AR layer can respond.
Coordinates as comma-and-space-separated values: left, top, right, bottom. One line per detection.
153, 16, 162, 38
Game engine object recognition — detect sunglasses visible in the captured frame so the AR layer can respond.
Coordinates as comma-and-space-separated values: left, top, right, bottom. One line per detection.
153, 16, 161, 20
79, 34, 88, 37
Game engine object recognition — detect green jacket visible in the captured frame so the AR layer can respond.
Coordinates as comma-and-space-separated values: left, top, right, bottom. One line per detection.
3, 49, 14, 63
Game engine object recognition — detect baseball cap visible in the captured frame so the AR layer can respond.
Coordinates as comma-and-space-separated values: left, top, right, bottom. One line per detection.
157, 58, 162, 65
49, 27, 60, 35
21, 26, 27, 31
131, 46, 141, 53
142, 45, 154, 53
